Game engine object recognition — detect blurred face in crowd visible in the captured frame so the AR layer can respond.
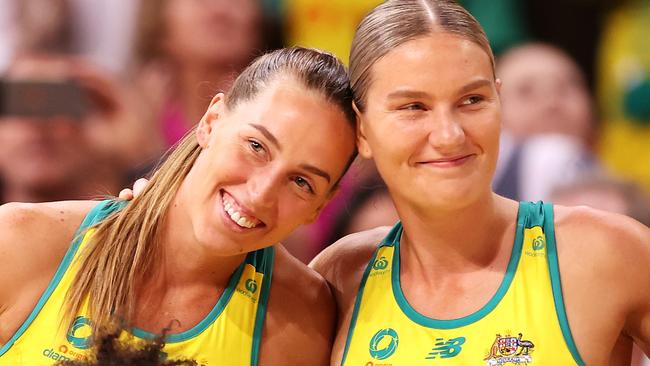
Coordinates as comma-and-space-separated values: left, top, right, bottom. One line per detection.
163, 0, 262, 67
498, 44, 594, 143
0, 56, 105, 197
356, 33, 502, 211
552, 186, 629, 216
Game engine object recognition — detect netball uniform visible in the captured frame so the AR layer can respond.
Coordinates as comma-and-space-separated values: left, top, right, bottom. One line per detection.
341, 201, 585, 366
0, 200, 274, 366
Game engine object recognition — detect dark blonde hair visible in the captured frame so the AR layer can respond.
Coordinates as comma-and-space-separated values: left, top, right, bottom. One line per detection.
350, 0, 495, 112
65, 47, 356, 335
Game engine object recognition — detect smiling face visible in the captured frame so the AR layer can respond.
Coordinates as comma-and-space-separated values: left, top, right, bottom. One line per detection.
357, 33, 501, 211
177, 76, 356, 255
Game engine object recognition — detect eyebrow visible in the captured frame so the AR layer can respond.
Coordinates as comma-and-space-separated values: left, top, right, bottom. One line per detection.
300, 164, 331, 183
386, 90, 430, 100
250, 123, 281, 151
457, 79, 492, 95
385, 79, 493, 100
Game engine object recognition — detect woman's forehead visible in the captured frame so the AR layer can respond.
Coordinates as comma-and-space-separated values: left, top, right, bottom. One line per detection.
367, 34, 494, 94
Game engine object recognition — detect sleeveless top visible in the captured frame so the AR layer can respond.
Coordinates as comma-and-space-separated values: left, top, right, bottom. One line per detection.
0, 200, 275, 366
341, 201, 584, 366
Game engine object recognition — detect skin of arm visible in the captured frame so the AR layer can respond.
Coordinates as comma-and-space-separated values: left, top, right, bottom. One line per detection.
554, 205, 650, 364
0, 200, 97, 344
259, 244, 337, 366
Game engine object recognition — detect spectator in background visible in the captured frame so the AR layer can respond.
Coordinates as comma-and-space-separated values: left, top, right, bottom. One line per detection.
498, 43, 597, 145
551, 173, 650, 227
14, 0, 74, 55
0, 54, 147, 203
133, 0, 276, 148
493, 43, 600, 201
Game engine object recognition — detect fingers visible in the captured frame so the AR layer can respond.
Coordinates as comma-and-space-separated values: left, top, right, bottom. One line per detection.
133, 178, 150, 197
119, 188, 134, 200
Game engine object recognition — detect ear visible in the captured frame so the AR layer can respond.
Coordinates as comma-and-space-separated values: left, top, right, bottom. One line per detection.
196, 93, 226, 148
353, 101, 373, 159
495, 78, 502, 95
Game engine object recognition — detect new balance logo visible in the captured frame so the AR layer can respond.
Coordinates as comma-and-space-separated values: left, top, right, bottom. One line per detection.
425, 337, 466, 359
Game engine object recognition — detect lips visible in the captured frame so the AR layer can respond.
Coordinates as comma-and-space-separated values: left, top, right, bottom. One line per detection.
220, 191, 263, 229
419, 154, 476, 167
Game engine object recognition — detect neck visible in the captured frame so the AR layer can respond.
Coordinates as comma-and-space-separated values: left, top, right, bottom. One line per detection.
153, 197, 245, 290
174, 61, 241, 127
397, 193, 518, 274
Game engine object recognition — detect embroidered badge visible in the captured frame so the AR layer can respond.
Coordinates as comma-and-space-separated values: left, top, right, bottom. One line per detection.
484, 333, 535, 365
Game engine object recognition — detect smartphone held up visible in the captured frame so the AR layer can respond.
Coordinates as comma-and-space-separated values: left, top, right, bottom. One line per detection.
0, 79, 90, 121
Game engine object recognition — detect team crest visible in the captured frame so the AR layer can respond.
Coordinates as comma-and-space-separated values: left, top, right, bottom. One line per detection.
484, 333, 534, 365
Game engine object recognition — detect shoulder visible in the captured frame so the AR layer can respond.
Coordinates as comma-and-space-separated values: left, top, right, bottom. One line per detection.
553, 204, 649, 305
553, 204, 649, 266
0, 201, 98, 317
260, 245, 336, 366
310, 226, 390, 309
0, 200, 99, 252
271, 244, 335, 315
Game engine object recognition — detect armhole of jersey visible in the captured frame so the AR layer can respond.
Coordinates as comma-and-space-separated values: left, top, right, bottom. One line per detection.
543, 202, 586, 366
250, 246, 275, 366
0, 199, 117, 356
339, 248, 380, 366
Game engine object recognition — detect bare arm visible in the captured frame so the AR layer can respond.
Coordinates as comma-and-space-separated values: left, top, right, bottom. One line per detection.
260, 246, 336, 366
0, 200, 98, 343
554, 205, 650, 363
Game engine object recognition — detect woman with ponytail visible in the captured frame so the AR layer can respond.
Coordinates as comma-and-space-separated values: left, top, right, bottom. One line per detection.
0, 47, 357, 366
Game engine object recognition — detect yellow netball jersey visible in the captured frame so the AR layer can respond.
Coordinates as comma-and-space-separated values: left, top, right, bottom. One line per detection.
341, 201, 585, 366
0, 200, 274, 366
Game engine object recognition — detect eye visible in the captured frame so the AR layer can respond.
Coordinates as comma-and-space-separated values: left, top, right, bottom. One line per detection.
461, 95, 485, 106
248, 139, 264, 153
400, 103, 427, 111
293, 176, 315, 194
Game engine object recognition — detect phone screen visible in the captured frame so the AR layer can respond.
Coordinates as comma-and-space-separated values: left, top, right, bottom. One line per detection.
0, 79, 89, 120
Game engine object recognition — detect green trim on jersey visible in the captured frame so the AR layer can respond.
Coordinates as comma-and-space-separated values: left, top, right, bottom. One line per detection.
338, 224, 401, 366
390, 203, 525, 329
130, 263, 244, 343
250, 247, 275, 366
544, 202, 586, 366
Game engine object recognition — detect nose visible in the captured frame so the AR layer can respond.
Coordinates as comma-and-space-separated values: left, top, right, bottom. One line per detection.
427, 108, 466, 153
247, 168, 280, 210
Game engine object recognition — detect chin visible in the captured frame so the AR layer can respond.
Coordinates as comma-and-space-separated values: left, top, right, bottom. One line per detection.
417, 182, 487, 211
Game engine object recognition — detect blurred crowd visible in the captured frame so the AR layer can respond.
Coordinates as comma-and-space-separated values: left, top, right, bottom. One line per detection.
0, 0, 648, 363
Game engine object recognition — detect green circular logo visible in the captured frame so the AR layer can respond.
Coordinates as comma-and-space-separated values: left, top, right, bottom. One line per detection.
245, 279, 258, 294
532, 236, 545, 251
66, 316, 93, 349
373, 257, 389, 270
369, 328, 399, 360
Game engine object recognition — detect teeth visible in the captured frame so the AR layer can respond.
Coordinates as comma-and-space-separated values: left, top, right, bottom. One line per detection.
222, 195, 259, 229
